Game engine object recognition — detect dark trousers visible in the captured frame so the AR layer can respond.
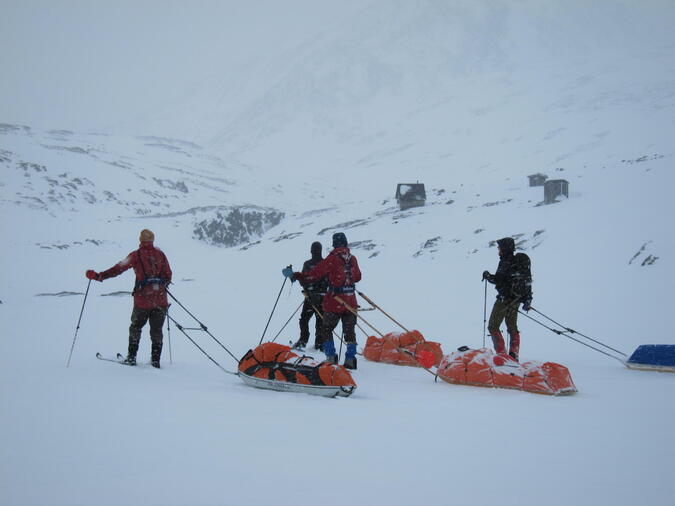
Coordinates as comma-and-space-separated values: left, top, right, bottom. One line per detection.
320, 311, 357, 345
488, 298, 520, 356
298, 294, 324, 345
488, 298, 520, 335
129, 306, 166, 360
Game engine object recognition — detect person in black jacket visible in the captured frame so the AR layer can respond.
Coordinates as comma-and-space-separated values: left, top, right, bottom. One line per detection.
482, 237, 532, 361
292, 241, 328, 350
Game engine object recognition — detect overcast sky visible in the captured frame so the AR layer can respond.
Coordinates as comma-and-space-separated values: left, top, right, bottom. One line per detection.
0, 0, 366, 132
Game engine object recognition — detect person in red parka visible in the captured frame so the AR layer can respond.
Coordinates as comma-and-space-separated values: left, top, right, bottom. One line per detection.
291, 232, 361, 369
86, 229, 172, 368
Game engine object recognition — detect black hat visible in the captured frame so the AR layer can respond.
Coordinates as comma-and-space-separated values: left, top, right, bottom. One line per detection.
332, 232, 348, 248
310, 241, 322, 257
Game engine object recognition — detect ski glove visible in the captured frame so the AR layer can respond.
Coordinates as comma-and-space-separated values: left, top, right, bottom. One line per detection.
482, 270, 492, 282
86, 270, 101, 281
282, 267, 293, 278
522, 300, 532, 311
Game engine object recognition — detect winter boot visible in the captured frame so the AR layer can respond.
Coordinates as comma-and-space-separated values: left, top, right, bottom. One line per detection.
323, 339, 338, 364
151, 341, 162, 369
127, 335, 140, 365
343, 342, 357, 370
508, 332, 521, 362
489, 330, 506, 354
292, 339, 307, 350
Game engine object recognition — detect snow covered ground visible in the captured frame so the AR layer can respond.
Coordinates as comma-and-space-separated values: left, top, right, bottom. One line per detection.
2, 2, 675, 505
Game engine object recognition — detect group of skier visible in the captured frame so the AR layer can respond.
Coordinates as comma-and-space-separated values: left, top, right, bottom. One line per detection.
84, 229, 531, 370
283, 232, 362, 369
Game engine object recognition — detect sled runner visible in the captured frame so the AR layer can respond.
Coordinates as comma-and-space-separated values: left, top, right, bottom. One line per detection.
436, 347, 577, 396
238, 343, 356, 398
625, 345, 675, 373
363, 330, 443, 367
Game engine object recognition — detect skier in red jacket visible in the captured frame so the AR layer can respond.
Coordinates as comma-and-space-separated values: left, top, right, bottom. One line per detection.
86, 229, 172, 368
289, 232, 362, 369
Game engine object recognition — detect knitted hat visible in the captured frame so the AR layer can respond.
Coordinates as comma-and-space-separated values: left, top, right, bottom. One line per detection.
332, 232, 348, 248
139, 229, 155, 242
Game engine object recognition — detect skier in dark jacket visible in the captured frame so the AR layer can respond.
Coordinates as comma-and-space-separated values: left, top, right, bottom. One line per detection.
86, 229, 172, 368
292, 241, 328, 350
287, 232, 362, 369
482, 237, 532, 361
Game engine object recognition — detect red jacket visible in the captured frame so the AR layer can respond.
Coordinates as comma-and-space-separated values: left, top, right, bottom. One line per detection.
99, 242, 172, 309
298, 247, 361, 314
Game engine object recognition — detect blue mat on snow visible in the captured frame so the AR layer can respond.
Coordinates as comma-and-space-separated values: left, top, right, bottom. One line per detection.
626, 345, 675, 371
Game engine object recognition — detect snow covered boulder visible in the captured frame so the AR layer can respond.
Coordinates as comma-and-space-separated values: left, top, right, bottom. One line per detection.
437, 348, 577, 396
363, 330, 444, 367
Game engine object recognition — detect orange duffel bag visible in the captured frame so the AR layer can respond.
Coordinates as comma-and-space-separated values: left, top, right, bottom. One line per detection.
363, 330, 444, 367
436, 347, 577, 396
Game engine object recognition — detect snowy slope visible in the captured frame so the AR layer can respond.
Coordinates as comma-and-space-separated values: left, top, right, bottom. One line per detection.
2, 1, 675, 505
2, 123, 674, 506
135, 0, 675, 194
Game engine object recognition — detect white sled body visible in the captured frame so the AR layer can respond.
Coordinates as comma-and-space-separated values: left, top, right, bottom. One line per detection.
625, 361, 675, 373
238, 372, 356, 398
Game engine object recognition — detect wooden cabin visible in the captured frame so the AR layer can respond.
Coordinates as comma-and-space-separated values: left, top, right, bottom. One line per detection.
395, 183, 426, 210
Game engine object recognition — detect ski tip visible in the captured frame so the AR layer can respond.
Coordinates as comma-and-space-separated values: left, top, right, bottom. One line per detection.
116, 353, 124, 360
95, 352, 102, 358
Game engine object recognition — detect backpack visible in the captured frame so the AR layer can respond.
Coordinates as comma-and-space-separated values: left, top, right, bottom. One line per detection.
511, 253, 532, 301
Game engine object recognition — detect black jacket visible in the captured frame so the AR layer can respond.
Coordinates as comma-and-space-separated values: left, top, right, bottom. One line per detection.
489, 252, 532, 302
301, 257, 328, 295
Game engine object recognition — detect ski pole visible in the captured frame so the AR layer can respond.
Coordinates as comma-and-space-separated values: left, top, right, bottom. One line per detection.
67, 279, 91, 367
338, 329, 344, 363
483, 279, 488, 348
270, 300, 304, 343
355, 321, 370, 340
166, 305, 173, 364
258, 275, 288, 345
531, 307, 627, 357
165, 289, 239, 363
357, 291, 409, 332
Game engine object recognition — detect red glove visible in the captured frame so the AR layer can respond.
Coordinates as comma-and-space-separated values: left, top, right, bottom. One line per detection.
86, 270, 100, 281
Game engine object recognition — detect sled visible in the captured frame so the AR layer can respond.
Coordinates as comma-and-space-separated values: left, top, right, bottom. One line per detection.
239, 371, 355, 397
363, 330, 444, 367
625, 345, 675, 373
436, 347, 577, 396
238, 342, 357, 398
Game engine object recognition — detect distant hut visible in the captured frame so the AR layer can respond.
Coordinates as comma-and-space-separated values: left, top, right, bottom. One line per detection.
544, 179, 569, 204
395, 183, 426, 210
528, 173, 548, 187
